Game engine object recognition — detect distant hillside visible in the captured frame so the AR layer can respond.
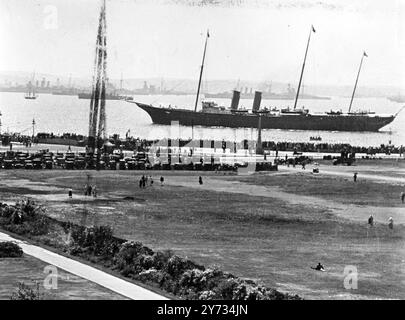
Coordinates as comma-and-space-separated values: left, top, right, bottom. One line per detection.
0, 71, 402, 97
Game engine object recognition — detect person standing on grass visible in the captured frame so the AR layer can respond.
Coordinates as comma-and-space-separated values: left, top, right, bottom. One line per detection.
353, 172, 358, 182
160, 176, 164, 186
68, 188, 73, 199
368, 215, 374, 226
401, 192, 405, 203
92, 185, 97, 198
199, 176, 203, 185
142, 176, 146, 188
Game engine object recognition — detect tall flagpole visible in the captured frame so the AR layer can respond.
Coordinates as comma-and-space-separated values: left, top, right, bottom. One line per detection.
192, 30, 209, 146
348, 51, 368, 113
194, 30, 209, 112
293, 25, 315, 110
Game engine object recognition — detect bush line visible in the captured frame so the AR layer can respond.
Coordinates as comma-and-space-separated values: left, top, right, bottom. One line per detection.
0, 200, 301, 300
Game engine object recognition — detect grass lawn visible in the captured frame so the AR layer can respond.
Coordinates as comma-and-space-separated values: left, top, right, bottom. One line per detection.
233, 171, 405, 207
0, 168, 404, 299
0, 254, 126, 300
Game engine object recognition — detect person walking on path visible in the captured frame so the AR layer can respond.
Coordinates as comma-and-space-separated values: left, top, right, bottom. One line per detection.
401, 192, 405, 203
68, 188, 73, 199
199, 176, 203, 185
353, 172, 358, 182
160, 176, 164, 186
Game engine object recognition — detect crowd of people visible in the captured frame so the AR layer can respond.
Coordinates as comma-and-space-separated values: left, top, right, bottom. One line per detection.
3, 132, 404, 156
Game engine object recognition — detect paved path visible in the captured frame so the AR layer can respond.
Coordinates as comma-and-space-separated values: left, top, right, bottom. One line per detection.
0, 231, 168, 300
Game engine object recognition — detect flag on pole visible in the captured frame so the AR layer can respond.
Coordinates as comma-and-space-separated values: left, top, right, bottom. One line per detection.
363, 51, 368, 57
311, 25, 316, 33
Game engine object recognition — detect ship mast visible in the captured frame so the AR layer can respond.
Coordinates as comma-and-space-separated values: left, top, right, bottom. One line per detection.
194, 30, 210, 112
293, 25, 316, 110
88, 0, 107, 169
348, 51, 368, 113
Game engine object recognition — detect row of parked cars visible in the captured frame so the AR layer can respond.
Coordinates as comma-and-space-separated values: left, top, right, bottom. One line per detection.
0, 150, 277, 172
0, 150, 148, 170
0, 150, 236, 171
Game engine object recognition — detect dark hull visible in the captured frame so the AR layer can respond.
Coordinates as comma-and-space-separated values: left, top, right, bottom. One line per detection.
78, 93, 133, 100
132, 102, 395, 132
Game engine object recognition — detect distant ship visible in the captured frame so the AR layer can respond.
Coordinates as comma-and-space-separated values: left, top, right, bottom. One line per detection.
130, 81, 191, 95
131, 100, 396, 132
387, 95, 405, 103
204, 84, 330, 100
132, 27, 398, 132
78, 92, 133, 100
52, 88, 80, 96
24, 86, 37, 100
24, 73, 38, 99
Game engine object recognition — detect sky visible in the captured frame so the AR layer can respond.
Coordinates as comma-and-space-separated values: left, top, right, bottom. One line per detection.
0, 0, 404, 87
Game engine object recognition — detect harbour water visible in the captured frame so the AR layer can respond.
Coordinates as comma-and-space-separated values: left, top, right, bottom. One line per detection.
0, 92, 404, 147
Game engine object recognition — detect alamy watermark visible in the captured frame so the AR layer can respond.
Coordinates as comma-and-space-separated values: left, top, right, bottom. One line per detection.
343, 265, 358, 290
43, 265, 58, 290
43, 5, 58, 30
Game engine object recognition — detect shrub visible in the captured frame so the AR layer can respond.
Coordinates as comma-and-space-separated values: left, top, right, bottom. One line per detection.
29, 215, 50, 235
165, 255, 204, 279
114, 241, 154, 276
136, 268, 167, 285
152, 250, 174, 270
10, 282, 43, 300
68, 225, 122, 257
214, 278, 240, 300
198, 290, 217, 300
0, 241, 23, 258
0, 201, 50, 236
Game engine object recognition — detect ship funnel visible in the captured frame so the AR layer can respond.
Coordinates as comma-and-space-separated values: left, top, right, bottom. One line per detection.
252, 91, 262, 112
231, 90, 240, 110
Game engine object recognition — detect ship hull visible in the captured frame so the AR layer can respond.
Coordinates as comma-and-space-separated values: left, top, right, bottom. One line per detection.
132, 102, 395, 132
78, 93, 132, 100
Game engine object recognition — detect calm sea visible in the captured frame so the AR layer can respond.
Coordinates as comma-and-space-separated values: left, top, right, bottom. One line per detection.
0, 92, 404, 147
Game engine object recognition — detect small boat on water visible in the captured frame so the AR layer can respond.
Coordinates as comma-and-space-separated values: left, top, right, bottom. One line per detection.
25, 72, 38, 99
24, 90, 37, 100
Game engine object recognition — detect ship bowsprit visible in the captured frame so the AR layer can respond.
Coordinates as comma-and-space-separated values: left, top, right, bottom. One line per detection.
130, 101, 396, 132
